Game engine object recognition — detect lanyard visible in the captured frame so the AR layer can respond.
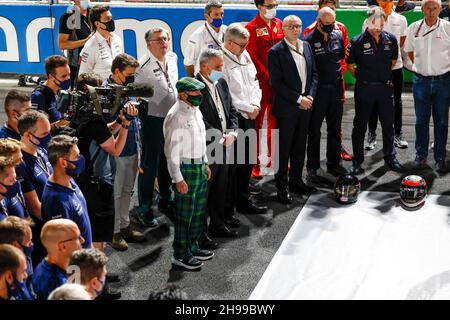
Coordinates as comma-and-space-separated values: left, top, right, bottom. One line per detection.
212, 86, 226, 132
156, 61, 174, 93
221, 48, 252, 67
35, 152, 51, 178
205, 23, 223, 48
288, 42, 305, 57
0, 200, 9, 217
415, 19, 440, 38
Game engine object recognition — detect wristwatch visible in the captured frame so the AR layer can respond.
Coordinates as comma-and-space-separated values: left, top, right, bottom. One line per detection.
121, 123, 130, 129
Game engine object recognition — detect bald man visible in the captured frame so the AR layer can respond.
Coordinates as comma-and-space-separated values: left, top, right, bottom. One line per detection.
32, 219, 84, 300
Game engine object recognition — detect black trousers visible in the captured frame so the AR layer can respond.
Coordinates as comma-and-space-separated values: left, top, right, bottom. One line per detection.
307, 84, 343, 170
275, 109, 311, 191
207, 161, 229, 229
352, 82, 396, 165
368, 68, 404, 136
227, 114, 255, 209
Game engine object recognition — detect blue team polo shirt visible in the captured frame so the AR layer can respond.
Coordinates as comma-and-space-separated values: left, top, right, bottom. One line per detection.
21, 148, 53, 199
30, 83, 61, 123
0, 191, 28, 221
0, 125, 21, 141
41, 179, 92, 248
32, 259, 67, 300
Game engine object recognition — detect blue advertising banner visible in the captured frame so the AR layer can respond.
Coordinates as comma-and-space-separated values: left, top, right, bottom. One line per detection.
0, 4, 318, 76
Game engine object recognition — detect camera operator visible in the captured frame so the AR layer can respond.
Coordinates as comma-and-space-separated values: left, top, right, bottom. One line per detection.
58, 0, 94, 89
0, 90, 32, 141
103, 54, 145, 251
31, 55, 69, 125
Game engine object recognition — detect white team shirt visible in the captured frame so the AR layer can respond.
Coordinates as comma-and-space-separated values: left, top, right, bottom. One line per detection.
363, 11, 408, 70
183, 23, 227, 75
79, 31, 123, 81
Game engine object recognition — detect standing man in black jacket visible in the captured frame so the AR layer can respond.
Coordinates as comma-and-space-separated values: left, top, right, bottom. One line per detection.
268, 15, 319, 204
196, 49, 240, 239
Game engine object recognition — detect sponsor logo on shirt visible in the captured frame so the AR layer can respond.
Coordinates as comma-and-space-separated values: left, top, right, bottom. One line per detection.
256, 27, 269, 37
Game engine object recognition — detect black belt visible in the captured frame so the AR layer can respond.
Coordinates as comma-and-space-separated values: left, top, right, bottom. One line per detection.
180, 157, 204, 164
318, 83, 341, 89
415, 71, 450, 81
360, 80, 391, 86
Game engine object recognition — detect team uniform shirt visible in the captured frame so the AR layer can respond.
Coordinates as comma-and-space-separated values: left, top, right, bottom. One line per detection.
440, 6, 450, 21
32, 259, 68, 300
0, 125, 21, 140
21, 148, 52, 199
184, 23, 227, 75
41, 179, 92, 248
404, 18, 450, 76
245, 14, 284, 86
285, 39, 308, 97
303, 20, 349, 75
221, 47, 262, 119
362, 12, 408, 70
31, 84, 61, 123
304, 28, 345, 85
135, 50, 179, 118
79, 31, 123, 81
346, 30, 399, 83
0, 191, 28, 221
163, 100, 208, 183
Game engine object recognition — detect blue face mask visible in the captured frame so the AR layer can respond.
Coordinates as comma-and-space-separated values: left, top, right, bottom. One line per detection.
211, 18, 223, 28
54, 76, 71, 91
209, 70, 223, 82
30, 132, 52, 150
6, 275, 33, 301
20, 243, 34, 257
80, 0, 91, 9
0, 181, 20, 198
65, 154, 86, 177
94, 278, 105, 297
15, 161, 26, 179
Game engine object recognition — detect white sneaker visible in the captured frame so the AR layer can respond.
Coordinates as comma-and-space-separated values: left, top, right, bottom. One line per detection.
394, 134, 408, 149
365, 132, 377, 150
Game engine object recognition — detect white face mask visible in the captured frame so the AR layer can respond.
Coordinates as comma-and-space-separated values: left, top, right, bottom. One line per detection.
264, 8, 277, 20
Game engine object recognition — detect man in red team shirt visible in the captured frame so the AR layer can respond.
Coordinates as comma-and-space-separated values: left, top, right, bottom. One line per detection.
302, 0, 353, 162
245, 0, 284, 179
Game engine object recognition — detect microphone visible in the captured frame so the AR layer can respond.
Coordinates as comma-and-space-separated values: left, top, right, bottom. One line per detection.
125, 82, 154, 97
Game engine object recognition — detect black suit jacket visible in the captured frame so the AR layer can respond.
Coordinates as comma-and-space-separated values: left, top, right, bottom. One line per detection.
196, 74, 239, 145
268, 39, 318, 118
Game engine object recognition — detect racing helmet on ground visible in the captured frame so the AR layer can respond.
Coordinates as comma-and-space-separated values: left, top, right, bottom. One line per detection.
399, 175, 427, 210
334, 174, 360, 204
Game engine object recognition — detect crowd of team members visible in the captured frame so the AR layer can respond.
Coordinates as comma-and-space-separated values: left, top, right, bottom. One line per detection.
0, 0, 449, 300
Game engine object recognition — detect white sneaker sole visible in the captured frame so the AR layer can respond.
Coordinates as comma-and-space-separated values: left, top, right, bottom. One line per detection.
171, 257, 203, 270
193, 252, 215, 261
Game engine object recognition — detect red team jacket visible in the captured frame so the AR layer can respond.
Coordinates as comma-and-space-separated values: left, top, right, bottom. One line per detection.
245, 14, 285, 87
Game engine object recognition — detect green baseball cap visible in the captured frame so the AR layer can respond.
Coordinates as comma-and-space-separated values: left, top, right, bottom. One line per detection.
175, 77, 205, 92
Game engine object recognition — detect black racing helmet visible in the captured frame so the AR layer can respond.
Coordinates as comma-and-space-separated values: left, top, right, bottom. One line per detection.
399, 175, 427, 211
334, 174, 360, 204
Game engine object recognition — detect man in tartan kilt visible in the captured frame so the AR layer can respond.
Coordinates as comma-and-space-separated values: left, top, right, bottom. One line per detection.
163, 77, 213, 271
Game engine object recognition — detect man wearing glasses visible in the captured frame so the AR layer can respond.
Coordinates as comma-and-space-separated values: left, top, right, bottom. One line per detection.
135, 28, 179, 227
32, 219, 84, 300
245, 0, 284, 179
184, 0, 227, 77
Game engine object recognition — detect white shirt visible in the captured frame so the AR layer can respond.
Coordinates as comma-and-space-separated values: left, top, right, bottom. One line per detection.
222, 46, 262, 119
199, 73, 227, 133
404, 18, 450, 76
363, 12, 408, 69
79, 31, 123, 81
135, 50, 178, 118
163, 100, 208, 183
284, 39, 307, 101
184, 23, 227, 75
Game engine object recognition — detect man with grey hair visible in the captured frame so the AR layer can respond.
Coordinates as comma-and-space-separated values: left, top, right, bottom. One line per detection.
222, 23, 268, 215
48, 283, 91, 300
135, 27, 179, 227
304, 7, 347, 181
346, 6, 403, 175
196, 49, 240, 239
184, 0, 227, 77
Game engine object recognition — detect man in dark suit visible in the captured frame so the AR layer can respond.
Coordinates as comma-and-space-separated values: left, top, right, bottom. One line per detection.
268, 15, 319, 204
196, 49, 240, 239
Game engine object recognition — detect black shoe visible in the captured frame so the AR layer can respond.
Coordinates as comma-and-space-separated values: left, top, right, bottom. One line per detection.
171, 256, 203, 270
192, 249, 214, 261
236, 200, 268, 214
96, 286, 122, 300
289, 180, 317, 195
306, 169, 319, 182
277, 189, 292, 204
436, 160, 447, 174
412, 157, 428, 170
350, 164, 365, 175
199, 234, 218, 250
209, 225, 238, 238
248, 184, 261, 195
158, 199, 174, 215
224, 216, 241, 228
106, 273, 120, 283
385, 158, 404, 172
327, 164, 348, 176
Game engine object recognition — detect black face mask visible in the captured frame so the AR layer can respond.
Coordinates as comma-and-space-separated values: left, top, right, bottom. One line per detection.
100, 19, 115, 32
321, 23, 334, 34
123, 75, 135, 86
